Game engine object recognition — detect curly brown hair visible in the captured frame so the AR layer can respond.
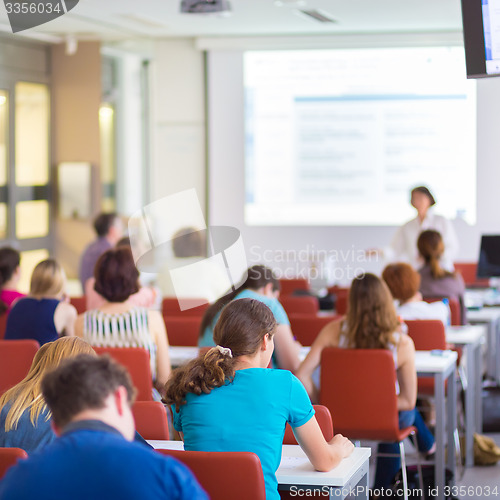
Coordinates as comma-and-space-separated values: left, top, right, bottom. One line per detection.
164, 298, 277, 411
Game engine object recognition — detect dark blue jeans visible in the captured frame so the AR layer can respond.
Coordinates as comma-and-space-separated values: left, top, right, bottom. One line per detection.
373, 408, 435, 489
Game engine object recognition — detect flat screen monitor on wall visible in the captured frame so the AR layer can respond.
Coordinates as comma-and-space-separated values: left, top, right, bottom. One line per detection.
477, 235, 500, 277
461, 0, 500, 77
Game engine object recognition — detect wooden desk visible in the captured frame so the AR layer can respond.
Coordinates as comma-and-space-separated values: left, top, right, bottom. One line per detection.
446, 324, 486, 467
148, 440, 371, 499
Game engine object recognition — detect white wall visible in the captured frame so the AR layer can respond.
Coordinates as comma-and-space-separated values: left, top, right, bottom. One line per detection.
152, 36, 500, 287
150, 39, 206, 211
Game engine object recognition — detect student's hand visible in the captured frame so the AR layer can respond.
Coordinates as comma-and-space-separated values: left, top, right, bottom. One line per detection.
329, 434, 354, 458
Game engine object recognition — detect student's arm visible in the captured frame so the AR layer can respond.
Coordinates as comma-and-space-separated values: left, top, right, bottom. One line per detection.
295, 320, 342, 402
396, 334, 417, 411
148, 310, 172, 394
53, 303, 77, 337
273, 324, 301, 373
293, 418, 354, 471
74, 314, 85, 338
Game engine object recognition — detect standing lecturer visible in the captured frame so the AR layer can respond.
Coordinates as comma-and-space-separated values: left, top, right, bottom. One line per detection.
384, 186, 459, 271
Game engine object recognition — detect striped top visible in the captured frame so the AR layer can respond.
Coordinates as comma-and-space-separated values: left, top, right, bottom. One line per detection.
83, 308, 157, 381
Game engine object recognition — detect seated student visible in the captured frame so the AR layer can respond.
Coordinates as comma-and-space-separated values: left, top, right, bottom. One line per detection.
0, 247, 25, 313
417, 230, 466, 323
164, 298, 354, 500
0, 337, 95, 453
382, 262, 449, 325
75, 247, 171, 397
0, 355, 207, 500
85, 237, 158, 311
199, 265, 300, 373
296, 273, 435, 491
5, 259, 77, 345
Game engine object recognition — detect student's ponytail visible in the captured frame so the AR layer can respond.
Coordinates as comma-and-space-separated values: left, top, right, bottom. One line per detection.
165, 298, 277, 411
417, 230, 453, 279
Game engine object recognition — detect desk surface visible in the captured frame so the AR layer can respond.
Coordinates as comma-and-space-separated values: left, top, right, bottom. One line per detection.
414, 350, 457, 373
446, 324, 486, 345
467, 306, 500, 321
148, 440, 371, 487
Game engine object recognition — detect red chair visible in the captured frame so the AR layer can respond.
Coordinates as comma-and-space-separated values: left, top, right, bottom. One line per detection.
327, 286, 349, 315
283, 405, 333, 445
279, 278, 310, 296
319, 348, 422, 496
0, 340, 40, 394
0, 313, 7, 339
69, 296, 87, 315
405, 320, 447, 395
163, 316, 201, 346
93, 347, 153, 401
279, 296, 319, 316
422, 296, 462, 325
454, 262, 489, 288
162, 298, 209, 317
132, 401, 169, 440
0, 448, 28, 480
288, 315, 338, 346
157, 449, 266, 500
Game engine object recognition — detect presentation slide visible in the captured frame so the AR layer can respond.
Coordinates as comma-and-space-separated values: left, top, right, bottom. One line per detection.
483, 0, 500, 74
243, 47, 476, 226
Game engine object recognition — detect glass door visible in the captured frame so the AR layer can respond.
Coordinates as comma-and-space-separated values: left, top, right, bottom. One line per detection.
0, 79, 51, 292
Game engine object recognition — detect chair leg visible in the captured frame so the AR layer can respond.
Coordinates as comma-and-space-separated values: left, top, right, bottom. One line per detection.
399, 441, 409, 500
410, 433, 425, 497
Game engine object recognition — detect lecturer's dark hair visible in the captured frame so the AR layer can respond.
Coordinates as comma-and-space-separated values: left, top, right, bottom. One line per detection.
165, 298, 276, 411
199, 265, 280, 337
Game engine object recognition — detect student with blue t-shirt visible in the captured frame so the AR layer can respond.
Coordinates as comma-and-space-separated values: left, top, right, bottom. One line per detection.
165, 298, 354, 500
198, 265, 300, 372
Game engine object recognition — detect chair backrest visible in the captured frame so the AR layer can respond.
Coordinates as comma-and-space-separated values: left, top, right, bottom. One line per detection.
283, 404, 333, 445
163, 316, 201, 346
0, 340, 40, 394
157, 449, 266, 500
69, 296, 87, 315
422, 296, 461, 325
279, 295, 319, 316
0, 448, 28, 480
93, 347, 153, 401
288, 315, 338, 346
454, 262, 489, 287
404, 320, 446, 351
327, 286, 350, 315
132, 401, 169, 440
279, 278, 310, 295
319, 348, 400, 441
162, 298, 209, 317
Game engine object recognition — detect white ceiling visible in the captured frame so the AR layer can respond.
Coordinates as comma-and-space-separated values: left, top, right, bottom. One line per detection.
0, 0, 464, 42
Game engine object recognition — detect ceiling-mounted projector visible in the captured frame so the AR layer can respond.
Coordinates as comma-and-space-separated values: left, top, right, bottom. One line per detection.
180, 0, 231, 13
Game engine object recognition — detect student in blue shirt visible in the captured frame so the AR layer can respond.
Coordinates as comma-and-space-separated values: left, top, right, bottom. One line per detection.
165, 298, 354, 500
198, 264, 301, 372
0, 354, 207, 500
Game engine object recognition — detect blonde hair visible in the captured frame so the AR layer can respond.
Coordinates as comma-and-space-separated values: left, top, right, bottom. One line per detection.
30, 259, 66, 297
0, 337, 95, 432
343, 273, 401, 349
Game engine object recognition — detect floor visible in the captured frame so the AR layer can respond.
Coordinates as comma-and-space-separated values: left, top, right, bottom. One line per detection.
364, 433, 500, 499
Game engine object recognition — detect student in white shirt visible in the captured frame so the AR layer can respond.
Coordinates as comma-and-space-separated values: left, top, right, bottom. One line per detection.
382, 262, 449, 325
